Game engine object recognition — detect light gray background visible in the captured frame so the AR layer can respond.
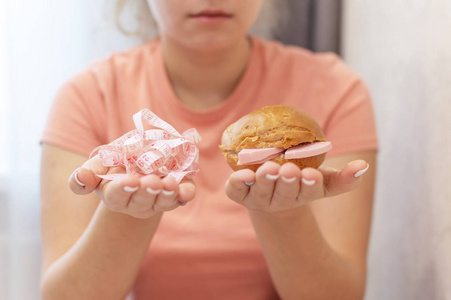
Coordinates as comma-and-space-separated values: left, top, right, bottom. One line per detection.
343, 1, 451, 299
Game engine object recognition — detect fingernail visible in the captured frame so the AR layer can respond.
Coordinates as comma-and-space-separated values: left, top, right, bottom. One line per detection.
74, 171, 86, 187
244, 181, 255, 187
354, 163, 370, 178
162, 189, 175, 196
281, 176, 297, 183
302, 178, 316, 186
265, 174, 279, 181
146, 187, 161, 195
178, 201, 187, 206
123, 186, 139, 193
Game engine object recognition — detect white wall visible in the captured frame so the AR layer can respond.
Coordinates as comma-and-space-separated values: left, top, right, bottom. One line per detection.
343, 1, 451, 299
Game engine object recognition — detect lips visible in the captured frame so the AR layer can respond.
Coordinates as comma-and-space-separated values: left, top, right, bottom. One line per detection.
190, 9, 232, 17
189, 9, 232, 23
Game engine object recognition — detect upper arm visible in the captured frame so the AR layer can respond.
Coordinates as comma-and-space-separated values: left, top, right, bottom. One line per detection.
310, 150, 377, 273
40, 143, 100, 274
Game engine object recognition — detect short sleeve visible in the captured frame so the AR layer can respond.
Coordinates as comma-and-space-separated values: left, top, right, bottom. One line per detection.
41, 70, 107, 156
323, 76, 378, 156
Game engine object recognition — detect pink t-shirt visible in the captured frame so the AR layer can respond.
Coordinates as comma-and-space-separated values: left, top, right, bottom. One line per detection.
42, 36, 378, 299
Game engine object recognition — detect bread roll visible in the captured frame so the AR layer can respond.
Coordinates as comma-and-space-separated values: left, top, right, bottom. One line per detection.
219, 105, 330, 171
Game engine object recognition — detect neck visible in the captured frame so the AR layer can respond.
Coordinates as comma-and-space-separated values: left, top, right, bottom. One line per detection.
161, 37, 252, 110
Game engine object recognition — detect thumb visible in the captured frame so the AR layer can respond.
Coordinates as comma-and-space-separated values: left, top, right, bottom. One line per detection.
69, 155, 109, 195
321, 160, 370, 197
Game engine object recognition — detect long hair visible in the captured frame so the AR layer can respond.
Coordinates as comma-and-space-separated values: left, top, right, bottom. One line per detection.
114, 0, 285, 41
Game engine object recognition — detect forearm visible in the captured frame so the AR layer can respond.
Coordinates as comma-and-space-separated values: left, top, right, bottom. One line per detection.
41, 203, 162, 300
249, 205, 365, 300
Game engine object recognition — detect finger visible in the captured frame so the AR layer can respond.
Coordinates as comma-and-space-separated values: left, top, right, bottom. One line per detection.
296, 167, 325, 203
102, 174, 140, 213
69, 155, 109, 195
225, 169, 256, 203
272, 163, 302, 207
177, 178, 196, 205
126, 174, 163, 219
153, 176, 180, 212
322, 160, 369, 197
95, 165, 127, 194
248, 161, 280, 207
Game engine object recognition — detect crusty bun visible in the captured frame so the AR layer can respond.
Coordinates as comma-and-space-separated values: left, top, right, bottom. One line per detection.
220, 105, 328, 171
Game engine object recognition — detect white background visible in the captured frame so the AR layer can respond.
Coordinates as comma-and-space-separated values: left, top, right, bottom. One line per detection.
343, 1, 451, 299
1, 0, 450, 299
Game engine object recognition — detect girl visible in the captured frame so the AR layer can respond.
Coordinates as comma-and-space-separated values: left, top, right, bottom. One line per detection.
40, 0, 378, 299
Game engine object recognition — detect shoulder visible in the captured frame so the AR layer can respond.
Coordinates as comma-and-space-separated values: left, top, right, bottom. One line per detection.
49, 41, 162, 147
253, 36, 361, 87
250, 37, 377, 156
93, 39, 159, 73
254, 36, 339, 69
70, 39, 160, 89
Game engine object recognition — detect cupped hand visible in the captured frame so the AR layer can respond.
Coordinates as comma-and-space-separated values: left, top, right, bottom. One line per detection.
225, 160, 369, 213
68, 155, 196, 219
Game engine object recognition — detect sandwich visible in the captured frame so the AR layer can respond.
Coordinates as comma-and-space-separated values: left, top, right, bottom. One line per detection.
219, 105, 332, 171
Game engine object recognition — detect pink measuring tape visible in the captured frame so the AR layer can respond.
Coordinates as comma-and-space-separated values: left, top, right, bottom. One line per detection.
90, 109, 202, 183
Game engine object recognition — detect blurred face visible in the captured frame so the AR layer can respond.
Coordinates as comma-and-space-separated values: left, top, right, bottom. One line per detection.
147, 0, 263, 51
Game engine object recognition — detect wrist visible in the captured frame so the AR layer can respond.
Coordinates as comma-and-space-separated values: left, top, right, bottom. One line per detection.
247, 203, 330, 258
